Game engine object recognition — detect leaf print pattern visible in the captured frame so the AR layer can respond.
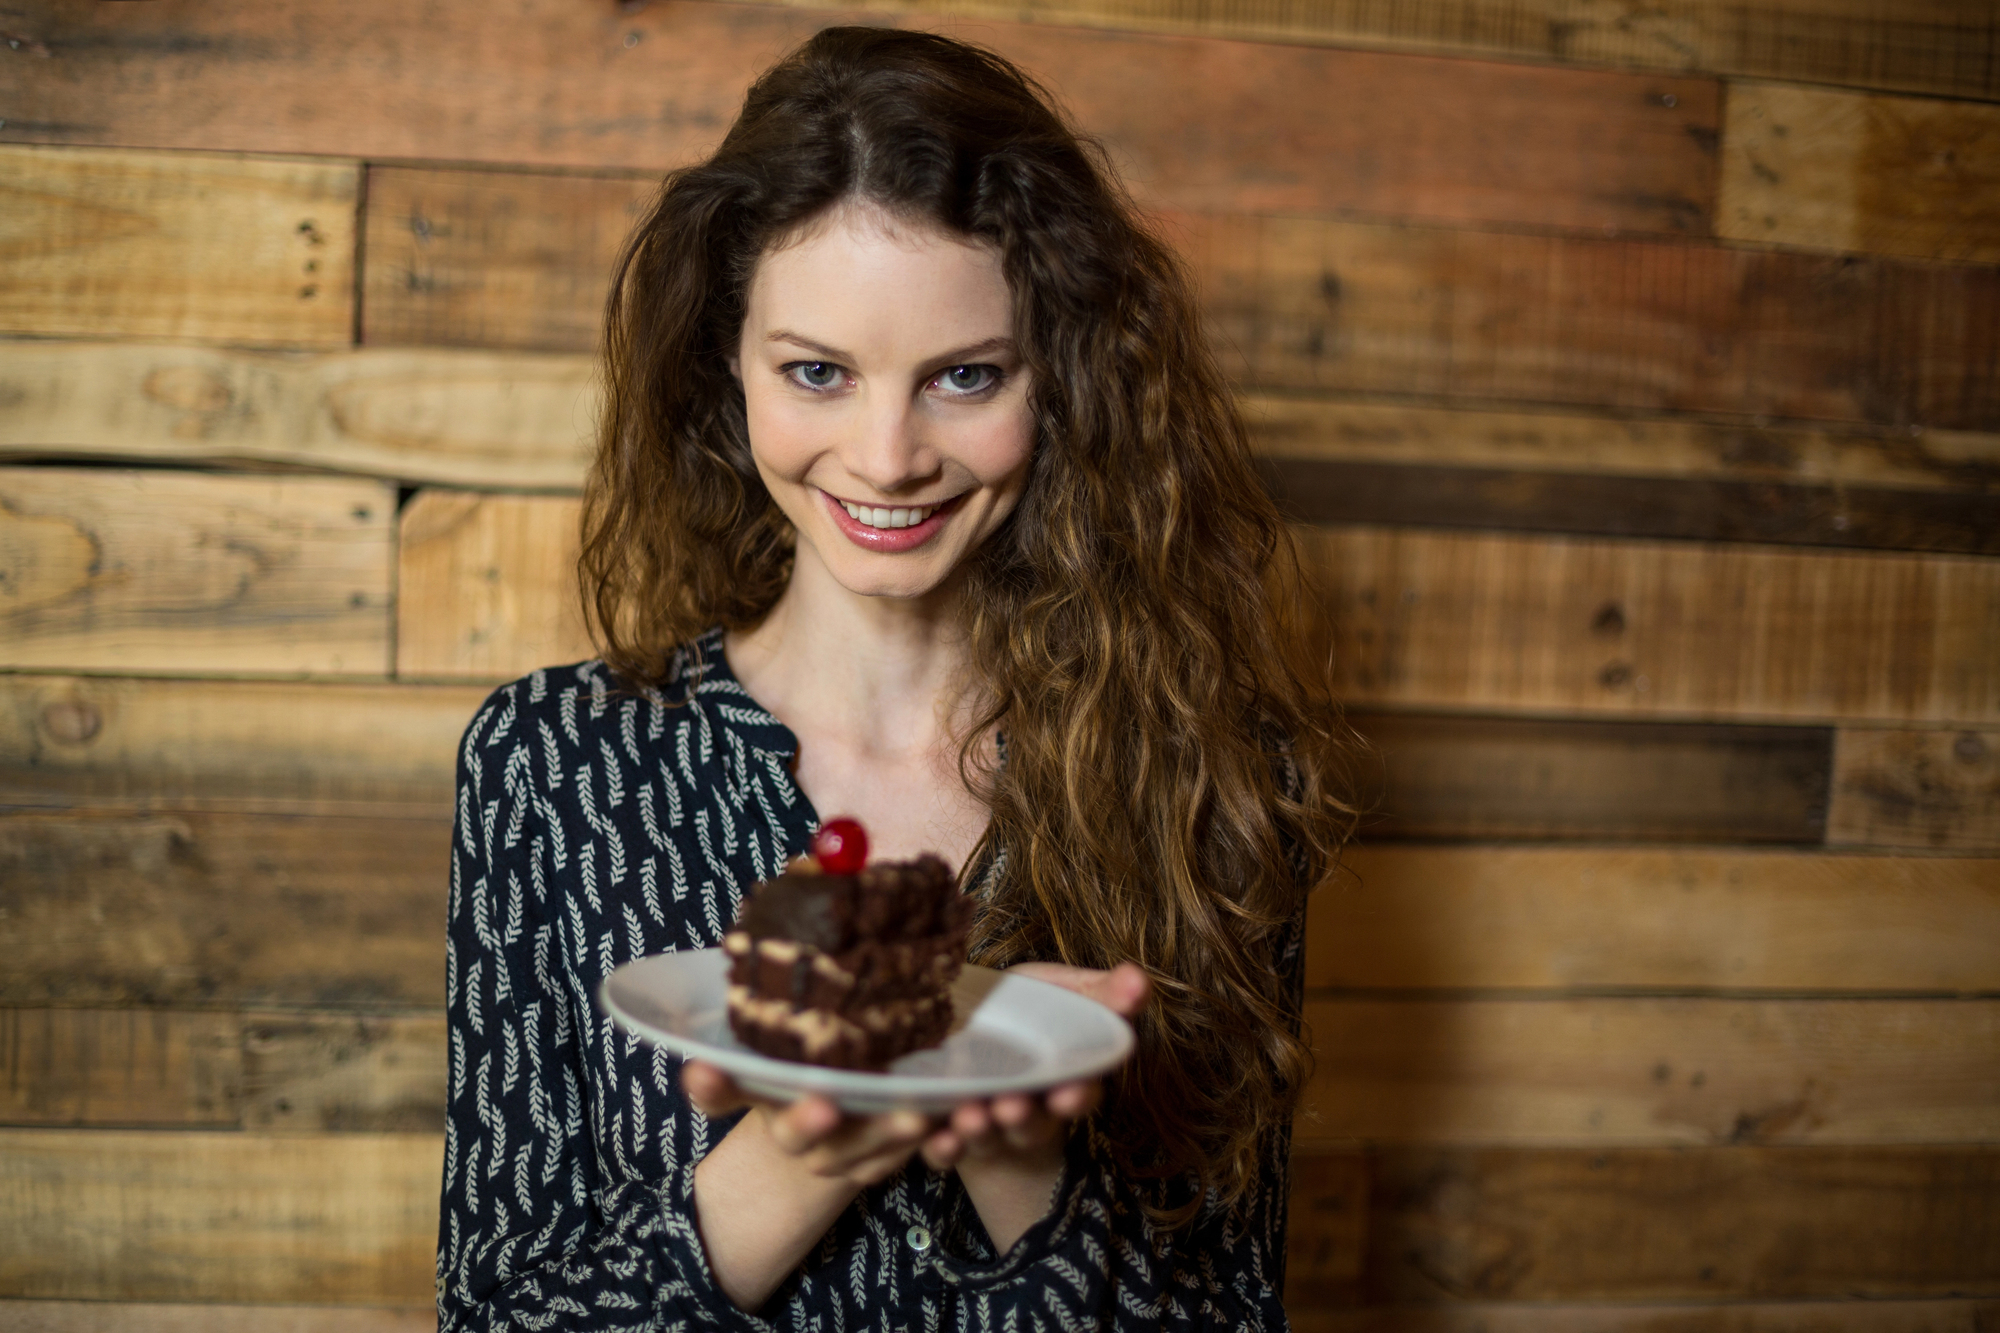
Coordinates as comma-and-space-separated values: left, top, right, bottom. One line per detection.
439, 631, 1301, 1331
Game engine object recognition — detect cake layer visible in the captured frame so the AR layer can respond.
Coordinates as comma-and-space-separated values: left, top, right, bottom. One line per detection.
726, 983, 955, 1070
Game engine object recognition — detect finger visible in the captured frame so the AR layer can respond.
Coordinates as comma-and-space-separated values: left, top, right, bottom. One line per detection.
1043, 1079, 1101, 1120
949, 1101, 993, 1141
1098, 962, 1150, 1017
680, 1061, 750, 1117
810, 1109, 930, 1177
767, 1094, 845, 1154
920, 1126, 965, 1172
989, 1094, 1036, 1130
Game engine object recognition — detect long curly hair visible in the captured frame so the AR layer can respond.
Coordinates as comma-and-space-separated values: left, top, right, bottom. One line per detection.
581, 25, 1358, 1222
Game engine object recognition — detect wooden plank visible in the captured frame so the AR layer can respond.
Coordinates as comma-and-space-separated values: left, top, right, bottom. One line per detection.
1303, 527, 2000, 726
2, 2, 1718, 236
0, 145, 355, 348
1298, 998, 2000, 1147
361, 167, 654, 353
395, 492, 592, 680
1, 1302, 434, 1333
1310, 846, 2000, 993
1829, 728, 2000, 852
1285, 1149, 1371, 1310
0, 1129, 438, 1302
748, 0, 2000, 102
1288, 1299, 2000, 1332
1352, 712, 1830, 843
0, 676, 485, 817
0, 1009, 238, 1128
1243, 395, 2000, 496
1180, 212, 2000, 433
0, 342, 598, 489
0, 1008, 445, 1133
1333, 1146, 2000, 1302
1263, 456, 2000, 555
1720, 83, 2000, 264
0, 812, 447, 1008
0, 469, 394, 676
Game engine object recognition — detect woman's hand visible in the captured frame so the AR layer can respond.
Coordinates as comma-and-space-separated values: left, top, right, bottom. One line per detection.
684, 1060, 931, 1188
921, 961, 1150, 1253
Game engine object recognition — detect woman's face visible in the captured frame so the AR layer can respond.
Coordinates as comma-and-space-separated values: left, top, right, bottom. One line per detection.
734, 200, 1034, 604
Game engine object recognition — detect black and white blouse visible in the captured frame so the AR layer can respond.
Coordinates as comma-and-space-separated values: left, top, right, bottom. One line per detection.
438, 629, 1303, 1332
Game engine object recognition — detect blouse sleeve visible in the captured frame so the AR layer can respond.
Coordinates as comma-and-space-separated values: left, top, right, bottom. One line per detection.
436, 685, 767, 1333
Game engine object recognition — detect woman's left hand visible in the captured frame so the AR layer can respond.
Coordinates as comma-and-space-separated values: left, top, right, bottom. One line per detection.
917, 961, 1148, 1251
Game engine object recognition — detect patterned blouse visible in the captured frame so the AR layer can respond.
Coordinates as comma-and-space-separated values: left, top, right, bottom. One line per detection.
437, 630, 1303, 1332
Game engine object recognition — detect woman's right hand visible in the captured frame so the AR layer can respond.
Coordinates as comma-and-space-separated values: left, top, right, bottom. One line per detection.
684, 1060, 932, 1188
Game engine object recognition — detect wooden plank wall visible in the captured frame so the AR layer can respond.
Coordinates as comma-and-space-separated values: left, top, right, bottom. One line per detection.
3, 1, 1997, 1328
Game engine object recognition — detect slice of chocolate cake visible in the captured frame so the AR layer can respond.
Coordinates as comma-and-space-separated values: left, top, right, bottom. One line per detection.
723, 824, 973, 1071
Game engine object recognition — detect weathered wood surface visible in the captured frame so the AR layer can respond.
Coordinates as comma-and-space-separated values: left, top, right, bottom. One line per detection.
1181, 213, 2000, 432
0, 342, 598, 488
1720, 83, 2000, 264
1300, 998, 2000, 1146
0, 1008, 446, 1134
749, 0, 2000, 101
396, 492, 592, 680
1311, 846, 2000, 993
1352, 713, 1830, 844
0, 2, 1718, 235
0, 1129, 439, 1302
0, 468, 395, 676
1304, 526, 2000, 726
0, 145, 355, 348
1243, 396, 2000, 495
0, 676, 486, 817
362, 168, 655, 353
0, 1009, 238, 1128
1288, 1299, 2000, 1332
2, 1301, 435, 1333
1266, 456, 2000, 555
1286, 1146, 2000, 1308
0, 811, 448, 1008
1828, 727, 2000, 852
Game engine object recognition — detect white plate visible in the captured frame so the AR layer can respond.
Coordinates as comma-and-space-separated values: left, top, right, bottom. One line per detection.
598, 949, 1134, 1113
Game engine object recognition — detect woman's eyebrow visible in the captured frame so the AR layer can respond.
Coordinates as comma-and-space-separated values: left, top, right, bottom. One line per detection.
765, 331, 1017, 366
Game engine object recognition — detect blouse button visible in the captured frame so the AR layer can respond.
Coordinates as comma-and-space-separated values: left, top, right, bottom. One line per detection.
905, 1224, 933, 1254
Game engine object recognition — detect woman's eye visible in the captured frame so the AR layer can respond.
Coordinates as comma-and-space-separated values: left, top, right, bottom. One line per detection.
786, 362, 844, 390
934, 365, 998, 395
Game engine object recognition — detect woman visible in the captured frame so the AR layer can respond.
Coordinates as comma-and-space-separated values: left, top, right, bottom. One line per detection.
438, 25, 1353, 1331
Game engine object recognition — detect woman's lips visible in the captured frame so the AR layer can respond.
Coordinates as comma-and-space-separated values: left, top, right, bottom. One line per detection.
821, 489, 960, 553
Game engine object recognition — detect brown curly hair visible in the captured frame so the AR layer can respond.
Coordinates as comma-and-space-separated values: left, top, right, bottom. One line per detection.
580, 25, 1358, 1223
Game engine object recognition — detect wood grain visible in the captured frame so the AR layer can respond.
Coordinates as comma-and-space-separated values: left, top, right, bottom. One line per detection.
0, 342, 599, 489
0, 1009, 444, 1133
1263, 456, 2000, 555
362, 168, 654, 353
0, 675, 486, 817
1829, 728, 2000, 852
748, 0, 2000, 102
1243, 395, 2000, 495
1720, 83, 2000, 264
1351, 712, 1830, 843
0, 1302, 434, 1333
0, 468, 395, 676
1181, 212, 2000, 432
0, 1129, 438, 1302
0, 145, 355, 347
1304, 526, 2000, 726
1, 2, 1718, 235
1339, 1146, 2000, 1303
396, 492, 592, 681
0, 1009, 238, 1128
1311, 846, 2000, 993
1287, 1300, 2000, 1332
0, 811, 448, 1008
1300, 998, 2000, 1146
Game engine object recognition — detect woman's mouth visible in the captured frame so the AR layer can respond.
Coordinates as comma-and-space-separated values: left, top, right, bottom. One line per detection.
822, 489, 961, 552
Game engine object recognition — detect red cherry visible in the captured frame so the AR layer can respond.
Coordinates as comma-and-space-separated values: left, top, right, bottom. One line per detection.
811, 818, 869, 874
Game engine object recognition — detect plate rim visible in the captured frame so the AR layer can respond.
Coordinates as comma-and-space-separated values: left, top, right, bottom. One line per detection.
597, 949, 1135, 1105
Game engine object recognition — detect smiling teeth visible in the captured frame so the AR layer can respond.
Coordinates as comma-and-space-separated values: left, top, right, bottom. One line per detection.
839, 500, 940, 529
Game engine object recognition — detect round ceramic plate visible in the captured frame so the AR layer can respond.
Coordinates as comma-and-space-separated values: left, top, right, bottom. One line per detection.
598, 949, 1134, 1113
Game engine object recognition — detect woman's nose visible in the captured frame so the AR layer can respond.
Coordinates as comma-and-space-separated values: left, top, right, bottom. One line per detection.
841, 395, 939, 493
